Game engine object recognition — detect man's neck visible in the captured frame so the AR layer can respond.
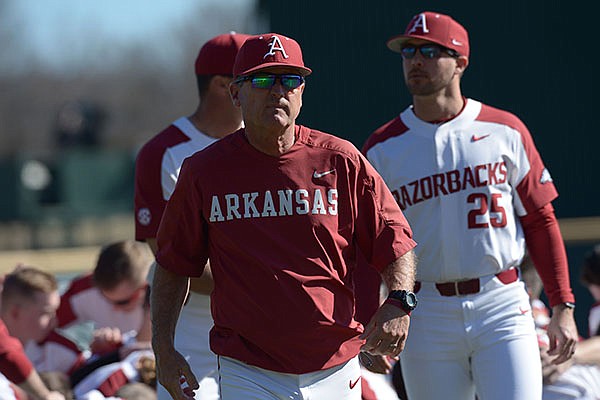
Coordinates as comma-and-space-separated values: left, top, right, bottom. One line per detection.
244, 124, 296, 157
412, 91, 465, 124
189, 105, 242, 139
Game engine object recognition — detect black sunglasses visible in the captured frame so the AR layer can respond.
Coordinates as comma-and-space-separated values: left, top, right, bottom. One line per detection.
105, 284, 148, 306
400, 44, 460, 60
234, 74, 305, 90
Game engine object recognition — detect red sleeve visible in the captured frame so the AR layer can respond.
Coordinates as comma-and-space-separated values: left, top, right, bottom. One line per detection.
353, 250, 382, 327
520, 203, 574, 307
134, 139, 168, 241
353, 153, 416, 271
510, 114, 558, 213
134, 126, 191, 241
0, 320, 33, 384
97, 369, 129, 397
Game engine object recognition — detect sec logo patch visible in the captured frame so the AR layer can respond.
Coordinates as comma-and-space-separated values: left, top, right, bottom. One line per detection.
137, 208, 152, 226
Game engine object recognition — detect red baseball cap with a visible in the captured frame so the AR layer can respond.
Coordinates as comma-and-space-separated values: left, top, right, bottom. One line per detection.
233, 33, 312, 77
194, 32, 252, 76
387, 11, 470, 58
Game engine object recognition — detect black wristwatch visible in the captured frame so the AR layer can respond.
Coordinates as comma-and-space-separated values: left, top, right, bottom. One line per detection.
386, 290, 418, 314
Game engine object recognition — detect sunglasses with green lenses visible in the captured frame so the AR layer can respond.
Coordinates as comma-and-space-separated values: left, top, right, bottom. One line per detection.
234, 74, 305, 90
400, 44, 460, 60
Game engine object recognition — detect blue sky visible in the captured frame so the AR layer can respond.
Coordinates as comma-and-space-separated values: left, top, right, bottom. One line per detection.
4, 0, 257, 72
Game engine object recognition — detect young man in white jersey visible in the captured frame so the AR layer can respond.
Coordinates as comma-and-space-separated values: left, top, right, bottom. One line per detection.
363, 11, 578, 400
134, 32, 251, 399
151, 33, 418, 399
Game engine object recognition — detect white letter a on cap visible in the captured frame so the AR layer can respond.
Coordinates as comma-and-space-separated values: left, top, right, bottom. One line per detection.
264, 35, 289, 59
408, 13, 429, 34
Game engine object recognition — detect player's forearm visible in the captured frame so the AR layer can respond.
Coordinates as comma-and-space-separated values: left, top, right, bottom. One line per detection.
573, 336, 600, 365
150, 263, 189, 352
18, 370, 54, 400
380, 249, 417, 292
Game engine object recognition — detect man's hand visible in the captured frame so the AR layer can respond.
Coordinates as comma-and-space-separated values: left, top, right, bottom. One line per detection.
155, 349, 198, 400
540, 344, 573, 384
358, 352, 394, 374
151, 264, 194, 399
90, 327, 123, 355
546, 304, 578, 365
359, 302, 410, 358
44, 392, 66, 400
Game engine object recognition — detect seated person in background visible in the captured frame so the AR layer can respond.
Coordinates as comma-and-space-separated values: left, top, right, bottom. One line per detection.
72, 349, 155, 400
520, 251, 600, 400
0, 266, 66, 400
2, 266, 86, 377
0, 371, 22, 400
115, 382, 157, 400
39, 371, 74, 400
56, 240, 153, 356
580, 244, 600, 337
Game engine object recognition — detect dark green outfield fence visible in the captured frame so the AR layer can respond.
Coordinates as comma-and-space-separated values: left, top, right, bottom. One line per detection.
262, 0, 599, 336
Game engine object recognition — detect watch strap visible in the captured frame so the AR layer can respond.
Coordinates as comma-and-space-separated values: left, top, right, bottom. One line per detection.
384, 297, 412, 316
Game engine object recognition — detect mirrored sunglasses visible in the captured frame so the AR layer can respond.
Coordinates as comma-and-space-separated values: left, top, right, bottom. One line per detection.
234, 74, 305, 90
400, 44, 460, 60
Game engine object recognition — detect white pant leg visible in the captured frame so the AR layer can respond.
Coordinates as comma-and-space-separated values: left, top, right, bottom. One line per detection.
400, 282, 476, 400
401, 279, 541, 400
218, 356, 362, 400
470, 281, 542, 400
218, 356, 301, 400
299, 356, 362, 400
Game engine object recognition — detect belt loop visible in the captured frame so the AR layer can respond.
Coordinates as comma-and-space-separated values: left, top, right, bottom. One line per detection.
454, 281, 460, 296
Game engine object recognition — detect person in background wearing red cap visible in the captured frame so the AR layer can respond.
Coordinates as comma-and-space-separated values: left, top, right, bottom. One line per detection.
134, 31, 251, 400
363, 11, 578, 399
151, 32, 418, 399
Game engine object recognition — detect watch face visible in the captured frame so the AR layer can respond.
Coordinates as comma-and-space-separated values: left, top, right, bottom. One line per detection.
405, 292, 417, 308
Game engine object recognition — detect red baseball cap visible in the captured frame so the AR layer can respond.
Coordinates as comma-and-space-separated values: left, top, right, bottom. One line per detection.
194, 32, 252, 76
233, 33, 312, 77
387, 11, 469, 58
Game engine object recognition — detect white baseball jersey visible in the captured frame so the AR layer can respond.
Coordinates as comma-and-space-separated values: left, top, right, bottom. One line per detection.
25, 331, 87, 375
363, 98, 557, 282
134, 117, 219, 399
134, 117, 219, 239
0, 373, 18, 400
57, 273, 144, 334
73, 350, 154, 399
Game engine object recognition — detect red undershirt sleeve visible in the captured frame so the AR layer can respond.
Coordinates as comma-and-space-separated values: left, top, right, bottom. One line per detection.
519, 203, 575, 307
0, 349, 34, 384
